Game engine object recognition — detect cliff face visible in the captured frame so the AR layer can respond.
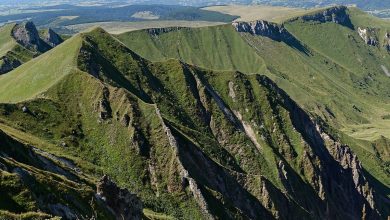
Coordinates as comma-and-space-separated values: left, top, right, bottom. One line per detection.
232, 20, 308, 53
258, 77, 386, 219
300, 6, 354, 29
0, 55, 22, 74
11, 21, 50, 53
96, 175, 143, 220
232, 20, 290, 42
42, 29, 64, 47
357, 27, 378, 46
147, 27, 185, 36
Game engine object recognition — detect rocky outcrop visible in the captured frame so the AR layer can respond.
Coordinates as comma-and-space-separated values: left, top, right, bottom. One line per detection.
147, 27, 185, 36
154, 106, 215, 219
96, 175, 143, 220
42, 28, 63, 47
358, 27, 378, 46
384, 33, 390, 51
232, 20, 309, 53
233, 20, 291, 42
257, 75, 383, 219
0, 55, 21, 75
300, 6, 353, 29
11, 21, 50, 52
99, 87, 112, 120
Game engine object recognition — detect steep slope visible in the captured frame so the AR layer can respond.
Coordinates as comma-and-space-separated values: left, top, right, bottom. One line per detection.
0, 129, 119, 219
0, 22, 63, 75
0, 33, 81, 103
115, 25, 266, 73
116, 6, 390, 192
284, 6, 390, 139
116, 7, 390, 140
0, 27, 389, 219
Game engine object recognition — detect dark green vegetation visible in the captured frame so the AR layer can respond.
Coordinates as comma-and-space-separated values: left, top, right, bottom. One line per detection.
0, 5, 389, 220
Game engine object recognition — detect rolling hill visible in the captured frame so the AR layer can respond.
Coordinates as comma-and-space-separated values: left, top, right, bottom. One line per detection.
0, 5, 389, 220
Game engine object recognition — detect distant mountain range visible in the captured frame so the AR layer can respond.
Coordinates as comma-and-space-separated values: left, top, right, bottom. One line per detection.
1, 0, 389, 9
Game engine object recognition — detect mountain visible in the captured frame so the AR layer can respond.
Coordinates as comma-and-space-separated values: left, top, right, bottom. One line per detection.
116, 6, 390, 139
0, 5, 389, 220
0, 21, 63, 75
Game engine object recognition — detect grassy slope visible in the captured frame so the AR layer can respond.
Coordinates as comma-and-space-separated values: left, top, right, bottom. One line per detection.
0, 128, 113, 219
116, 15, 390, 138
115, 25, 267, 73
0, 28, 324, 218
0, 22, 389, 218
115, 8, 390, 198
0, 30, 203, 219
0, 35, 82, 102
0, 23, 36, 72
0, 24, 17, 57
284, 7, 390, 141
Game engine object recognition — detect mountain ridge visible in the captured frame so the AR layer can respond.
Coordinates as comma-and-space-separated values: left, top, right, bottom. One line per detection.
0, 6, 389, 220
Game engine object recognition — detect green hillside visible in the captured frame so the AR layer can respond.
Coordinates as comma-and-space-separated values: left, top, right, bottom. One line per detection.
116, 25, 266, 72
0, 24, 17, 57
0, 23, 389, 219
116, 7, 390, 141
0, 6, 389, 220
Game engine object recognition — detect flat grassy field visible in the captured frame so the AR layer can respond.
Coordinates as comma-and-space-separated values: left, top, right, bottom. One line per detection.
202, 5, 315, 23
65, 20, 227, 34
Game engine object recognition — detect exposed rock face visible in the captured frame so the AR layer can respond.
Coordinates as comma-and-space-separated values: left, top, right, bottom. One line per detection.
99, 87, 112, 120
154, 106, 215, 219
42, 28, 63, 47
300, 6, 353, 28
258, 76, 383, 219
11, 21, 49, 52
96, 175, 143, 220
358, 27, 378, 46
232, 20, 291, 42
147, 27, 185, 36
232, 20, 308, 53
384, 33, 390, 51
0, 56, 22, 75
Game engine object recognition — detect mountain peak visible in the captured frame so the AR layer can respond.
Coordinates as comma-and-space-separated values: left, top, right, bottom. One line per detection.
11, 21, 50, 52
41, 28, 63, 47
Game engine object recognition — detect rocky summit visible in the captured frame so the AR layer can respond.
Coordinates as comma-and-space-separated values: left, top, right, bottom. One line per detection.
0, 4, 389, 220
